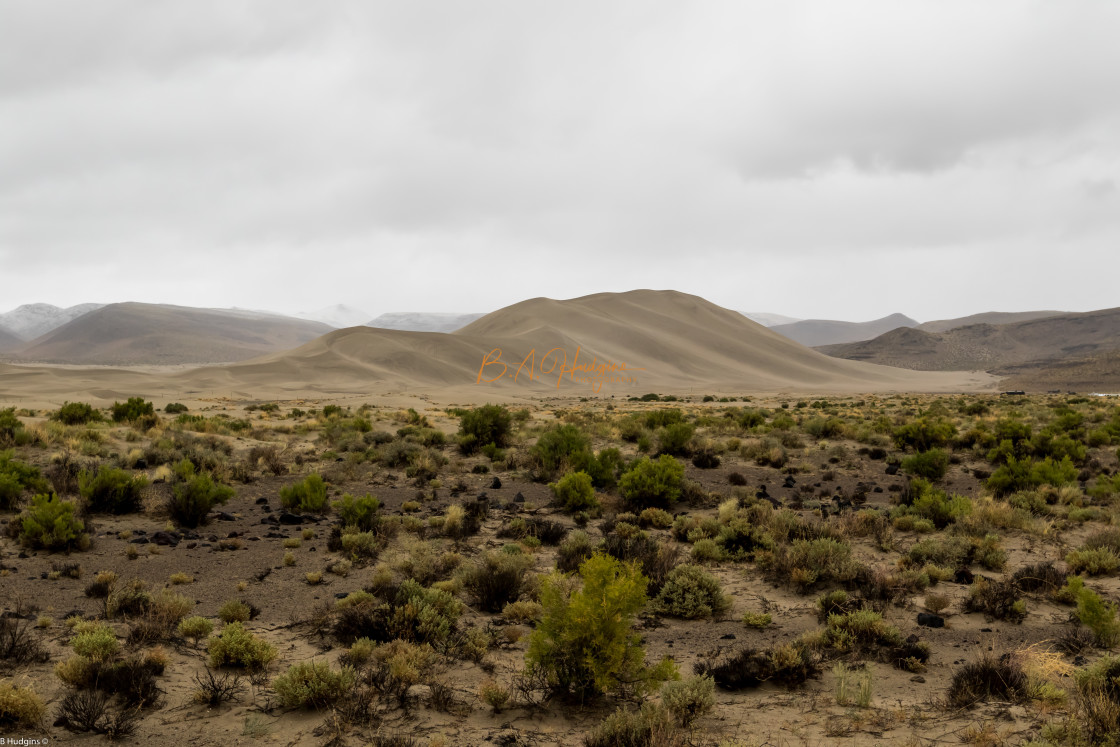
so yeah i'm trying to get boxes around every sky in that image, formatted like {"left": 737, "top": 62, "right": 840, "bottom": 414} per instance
{"left": 2, "top": 1, "right": 1119, "bottom": 324}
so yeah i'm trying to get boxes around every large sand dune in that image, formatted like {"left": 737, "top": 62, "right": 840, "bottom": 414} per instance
{"left": 0, "top": 291, "right": 995, "bottom": 406}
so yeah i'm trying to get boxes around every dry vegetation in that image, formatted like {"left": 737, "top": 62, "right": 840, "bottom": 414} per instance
{"left": 2, "top": 392, "right": 1120, "bottom": 745}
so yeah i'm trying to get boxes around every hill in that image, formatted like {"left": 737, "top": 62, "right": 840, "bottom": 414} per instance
{"left": 367, "top": 312, "right": 487, "bottom": 333}
{"left": 8, "top": 303, "right": 333, "bottom": 365}
{"left": 174, "top": 290, "right": 991, "bottom": 397}
{"left": 770, "top": 313, "right": 919, "bottom": 347}
{"left": 295, "top": 304, "right": 371, "bottom": 329}
{"left": 0, "top": 325, "right": 23, "bottom": 351}
{"left": 0, "top": 302, "right": 103, "bottom": 339}
{"left": 917, "top": 310, "right": 1065, "bottom": 333}
{"left": 739, "top": 311, "right": 801, "bottom": 327}
{"left": 820, "top": 307, "right": 1120, "bottom": 382}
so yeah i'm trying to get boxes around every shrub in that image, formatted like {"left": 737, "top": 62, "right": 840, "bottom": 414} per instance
{"left": 657, "top": 423, "right": 694, "bottom": 457}
{"left": 279, "top": 473, "right": 328, "bottom": 513}
{"left": 901, "top": 449, "right": 950, "bottom": 481}
{"left": 893, "top": 417, "right": 957, "bottom": 452}
{"left": 54, "top": 401, "right": 101, "bottom": 425}
{"left": 1067, "top": 547, "right": 1120, "bottom": 576}
{"left": 892, "top": 479, "right": 972, "bottom": 529}
{"left": 530, "top": 424, "right": 592, "bottom": 480}
{"left": 332, "top": 492, "right": 381, "bottom": 530}
{"left": 660, "top": 675, "right": 715, "bottom": 727}
{"left": 177, "top": 616, "right": 213, "bottom": 644}
{"left": 458, "top": 404, "right": 513, "bottom": 454}
{"left": 947, "top": 655, "right": 1028, "bottom": 708}
{"left": 478, "top": 680, "right": 511, "bottom": 713}
{"left": 639, "top": 507, "right": 674, "bottom": 529}
{"left": 168, "top": 461, "right": 235, "bottom": 528}
{"left": 557, "top": 530, "right": 595, "bottom": 573}
{"left": 0, "top": 680, "right": 45, "bottom": 727}
{"left": 79, "top": 466, "right": 147, "bottom": 514}
{"left": 526, "top": 553, "right": 678, "bottom": 700}
{"left": 18, "top": 493, "right": 88, "bottom": 551}
{"left": 208, "top": 623, "right": 277, "bottom": 669}
{"left": 1065, "top": 577, "right": 1120, "bottom": 647}
{"left": 584, "top": 703, "right": 679, "bottom": 747}
{"left": 654, "top": 565, "right": 731, "bottom": 619}
{"left": 71, "top": 624, "right": 119, "bottom": 661}
{"left": 0, "top": 451, "right": 50, "bottom": 510}
{"left": 764, "top": 537, "right": 859, "bottom": 591}
{"left": 618, "top": 455, "right": 685, "bottom": 510}
{"left": 696, "top": 643, "right": 819, "bottom": 690}
{"left": 218, "top": 600, "right": 252, "bottom": 624}
{"left": 463, "top": 551, "right": 533, "bottom": 612}
{"left": 963, "top": 578, "right": 1027, "bottom": 622}
{"left": 0, "top": 617, "right": 49, "bottom": 666}
{"left": 550, "top": 471, "right": 598, "bottom": 512}
{"left": 272, "top": 660, "right": 356, "bottom": 709}
{"left": 742, "top": 612, "right": 772, "bottom": 629}
{"left": 111, "top": 397, "right": 155, "bottom": 424}
{"left": 165, "top": 402, "right": 188, "bottom": 414}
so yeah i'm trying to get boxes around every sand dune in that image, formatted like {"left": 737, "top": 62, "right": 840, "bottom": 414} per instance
{"left": 0, "top": 291, "right": 996, "bottom": 406}
{"left": 770, "top": 313, "right": 918, "bottom": 347}
{"left": 8, "top": 302, "right": 333, "bottom": 365}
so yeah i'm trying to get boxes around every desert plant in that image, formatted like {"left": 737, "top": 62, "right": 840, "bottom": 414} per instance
{"left": 168, "top": 460, "right": 235, "bottom": 527}
{"left": 177, "top": 616, "right": 214, "bottom": 644}
{"left": 557, "top": 530, "right": 595, "bottom": 573}
{"left": 54, "top": 401, "right": 101, "bottom": 425}
{"left": 618, "top": 455, "right": 685, "bottom": 510}
{"left": 947, "top": 655, "right": 1028, "bottom": 707}
{"left": 111, "top": 397, "right": 155, "bottom": 423}
{"left": 901, "top": 449, "right": 950, "bottom": 481}
{"left": 272, "top": 660, "right": 356, "bottom": 709}
{"left": 79, "top": 466, "right": 147, "bottom": 514}
{"left": 659, "top": 675, "right": 715, "bottom": 727}
{"left": 549, "top": 470, "right": 599, "bottom": 512}
{"left": 18, "top": 493, "right": 89, "bottom": 551}
{"left": 71, "top": 623, "right": 119, "bottom": 661}
{"left": 742, "top": 612, "right": 772, "bottom": 629}
{"left": 208, "top": 623, "right": 276, "bottom": 669}
{"left": 192, "top": 668, "right": 245, "bottom": 707}
{"left": 963, "top": 578, "right": 1027, "bottom": 622}
{"left": 695, "top": 642, "right": 819, "bottom": 690}
{"left": 653, "top": 565, "right": 731, "bottom": 619}
{"left": 462, "top": 551, "right": 533, "bottom": 612}
{"left": 279, "top": 473, "right": 328, "bottom": 513}
{"left": 478, "top": 679, "right": 511, "bottom": 713}
{"left": 525, "top": 552, "right": 678, "bottom": 700}
{"left": 0, "top": 680, "right": 45, "bottom": 727}
{"left": 219, "top": 600, "right": 252, "bottom": 624}
{"left": 458, "top": 404, "right": 513, "bottom": 454}
{"left": 0, "top": 450, "right": 51, "bottom": 510}
{"left": 332, "top": 492, "right": 382, "bottom": 531}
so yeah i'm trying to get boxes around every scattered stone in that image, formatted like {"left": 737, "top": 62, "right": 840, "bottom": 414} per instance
{"left": 152, "top": 531, "right": 181, "bottom": 547}
{"left": 885, "top": 463, "right": 900, "bottom": 475}
{"left": 186, "top": 542, "right": 198, "bottom": 549}
{"left": 917, "top": 613, "right": 944, "bottom": 628}
{"left": 255, "top": 497, "right": 269, "bottom": 505}
{"left": 130, "top": 537, "right": 151, "bottom": 545}
{"left": 783, "top": 476, "right": 796, "bottom": 488}
{"left": 217, "top": 512, "right": 236, "bottom": 522}
{"left": 489, "top": 477, "right": 502, "bottom": 489}
{"left": 910, "top": 675, "right": 926, "bottom": 683}
{"left": 514, "top": 492, "right": 525, "bottom": 503}
{"left": 720, "top": 633, "right": 736, "bottom": 640}
{"left": 278, "top": 512, "right": 304, "bottom": 525}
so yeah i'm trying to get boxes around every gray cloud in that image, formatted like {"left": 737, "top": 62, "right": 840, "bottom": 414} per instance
{"left": 2, "top": 0, "right": 1119, "bottom": 322}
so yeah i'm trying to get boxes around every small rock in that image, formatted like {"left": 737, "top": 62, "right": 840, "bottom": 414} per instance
{"left": 514, "top": 492, "right": 525, "bottom": 503}
{"left": 152, "top": 531, "right": 181, "bottom": 547}
{"left": 226, "top": 531, "right": 240, "bottom": 539}
{"left": 335, "top": 592, "right": 349, "bottom": 599}
{"left": 910, "top": 675, "right": 926, "bottom": 683}
{"left": 917, "top": 613, "right": 944, "bottom": 628}
{"left": 217, "top": 512, "right": 236, "bottom": 522}
{"left": 309, "top": 546, "right": 316, "bottom": 552}
{"left": 186, "top": 542, "right": 198, "bottom": 549}
{"left": 255, "top": 497, "right": 269, "bottom": 505}
{"left": 278, "top": 512, "right": 304, "bottom": 525}
{"left": 980, "top": 628, "right": 993, "bottom": 633}
{"left": 885, "top": 463, "right": 900, "bottom": 475}
{"left": 207, "top": 535, "right": 219, "bottom": 542}
{"left": 130, "top": 537, "right": 151, "bottom": 545}
{"left": 489, "top": 477, "right": 502, "bottom": 489}
{"left": 720, "top": 633, "right": 736, "bottom": 640}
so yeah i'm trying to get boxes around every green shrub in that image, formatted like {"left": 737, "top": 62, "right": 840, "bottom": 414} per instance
{"left": 556, "top": 530, "right": 595, "bottom": 573}
{"left": 742, "top": 611, "right": 772, "bottom": 629}
{"left": 618, "top": 455, "right": 685, "bottom": 510}
{"left": 208, "top": 622, "right": 276, "bottom": 669}
{"left": 111, "top": 396, "right": 155, "bottom": 423}
{"left": 332, "top": 493, "right": 381, "bottom": 530}
{"left": 803, "top": 417, "right": 845, "bottom": 439}
{"left": 54, "top": 401, "right": 101, "bottom": 425}
{"left": 653, "top": 565, "right": 730, "bottom": 619}
{"left": 764, "top": 537, "right": 859, "bottom": 591}
{"left": 1066, "top": 577, "right": 1120, "bottom": 647}
{"left": 78, "top": 466, "right": 148, "bottom": 514}
{"left": 526, "top": 553, "right": 678, "bottom": 700}
{"left": 458, "top": 404, "right": 513, "bottom": 454}
{"left": 549, "top": 471, "right": 599, "bottom": 512}
{"left": 272, "top": 660, "right": 356, "bottom": 709}
{"left": 656, "top": 423, "right": 694, "bottom": 456}
{"left": 0, "top": 450, "right": 50, "bottom": 510}
{"left": 218, "top": 601, "right": 252, "bottom": 624}
{"left": 530, "top": 424, "right": 592, "bottom": 480}
{"left": 279, "top": 473, "right": 328, "bottom": 513}
{"left": 168, "top": 461, "right": 235, "bottom": 528}
{"left": 892, "top": 479, "right": 971, "bottom": 529}
{"left": 584, "top": 703, "right": 679, "bottom": 747}
{"left": 901, "top": 449, "right": 950, "bottom": 481}
{"left": 639, "top": 507, "right": 674, "bottom": 529}
{"left": 893, "top": 417, "right": 957, "bottom": 452}
{"left": 164, "top": 402, "right": 188, "bottom": 414}
{"left": 1067, "top": 547, "right": 1120, "bottom": 576}
{"left": 659, "top": 675, "right": 715, "bottom": 727}
{"left": 987, "top": 455, "right": 1079, "bottom": 497}
{"left": 177, "top": 616, "right": 214, "bottom": 644}
{"left": 19, "top": 493, "right": 89, "bottom": 551}
{"left": 71, "top": 623, "right": 119, "bottom": 661}
{"left": 963, "top": 578, "right": 1027, "bottom": 622}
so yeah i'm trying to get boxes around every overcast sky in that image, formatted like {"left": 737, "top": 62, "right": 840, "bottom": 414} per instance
{"left": 2, "top": 1, "right": 1119, "bottom": 323}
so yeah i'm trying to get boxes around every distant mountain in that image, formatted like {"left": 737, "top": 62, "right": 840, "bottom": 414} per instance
{"left": 0, "top": 303, "right": 103, "bottom": 339}
{"left": 770, "top": 313, "right": 919, "bottom": 347}
{"left": 9, "top": 303, "right": 333, "bottom": 365}
{"left": 820, "top": 307, "right": 1120, "bottom": 375}
{"left": 367, "top": 312, "right": 486, "bottom": 333}
{"left": 295, "top": 304, "right": 372, "bottom": 329}
{"left": 739, "top": 312, "right": 802, "bottom": 327}
{"left": 0, "top": 325, "right": 22, "bottom": 351}
{"left": 917, "top": 310, "right": 1065, "bottom": 334}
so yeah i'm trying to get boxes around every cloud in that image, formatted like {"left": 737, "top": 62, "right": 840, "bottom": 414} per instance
{"left": 1, "top": 1, "right": 1119, "bottom": 320}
